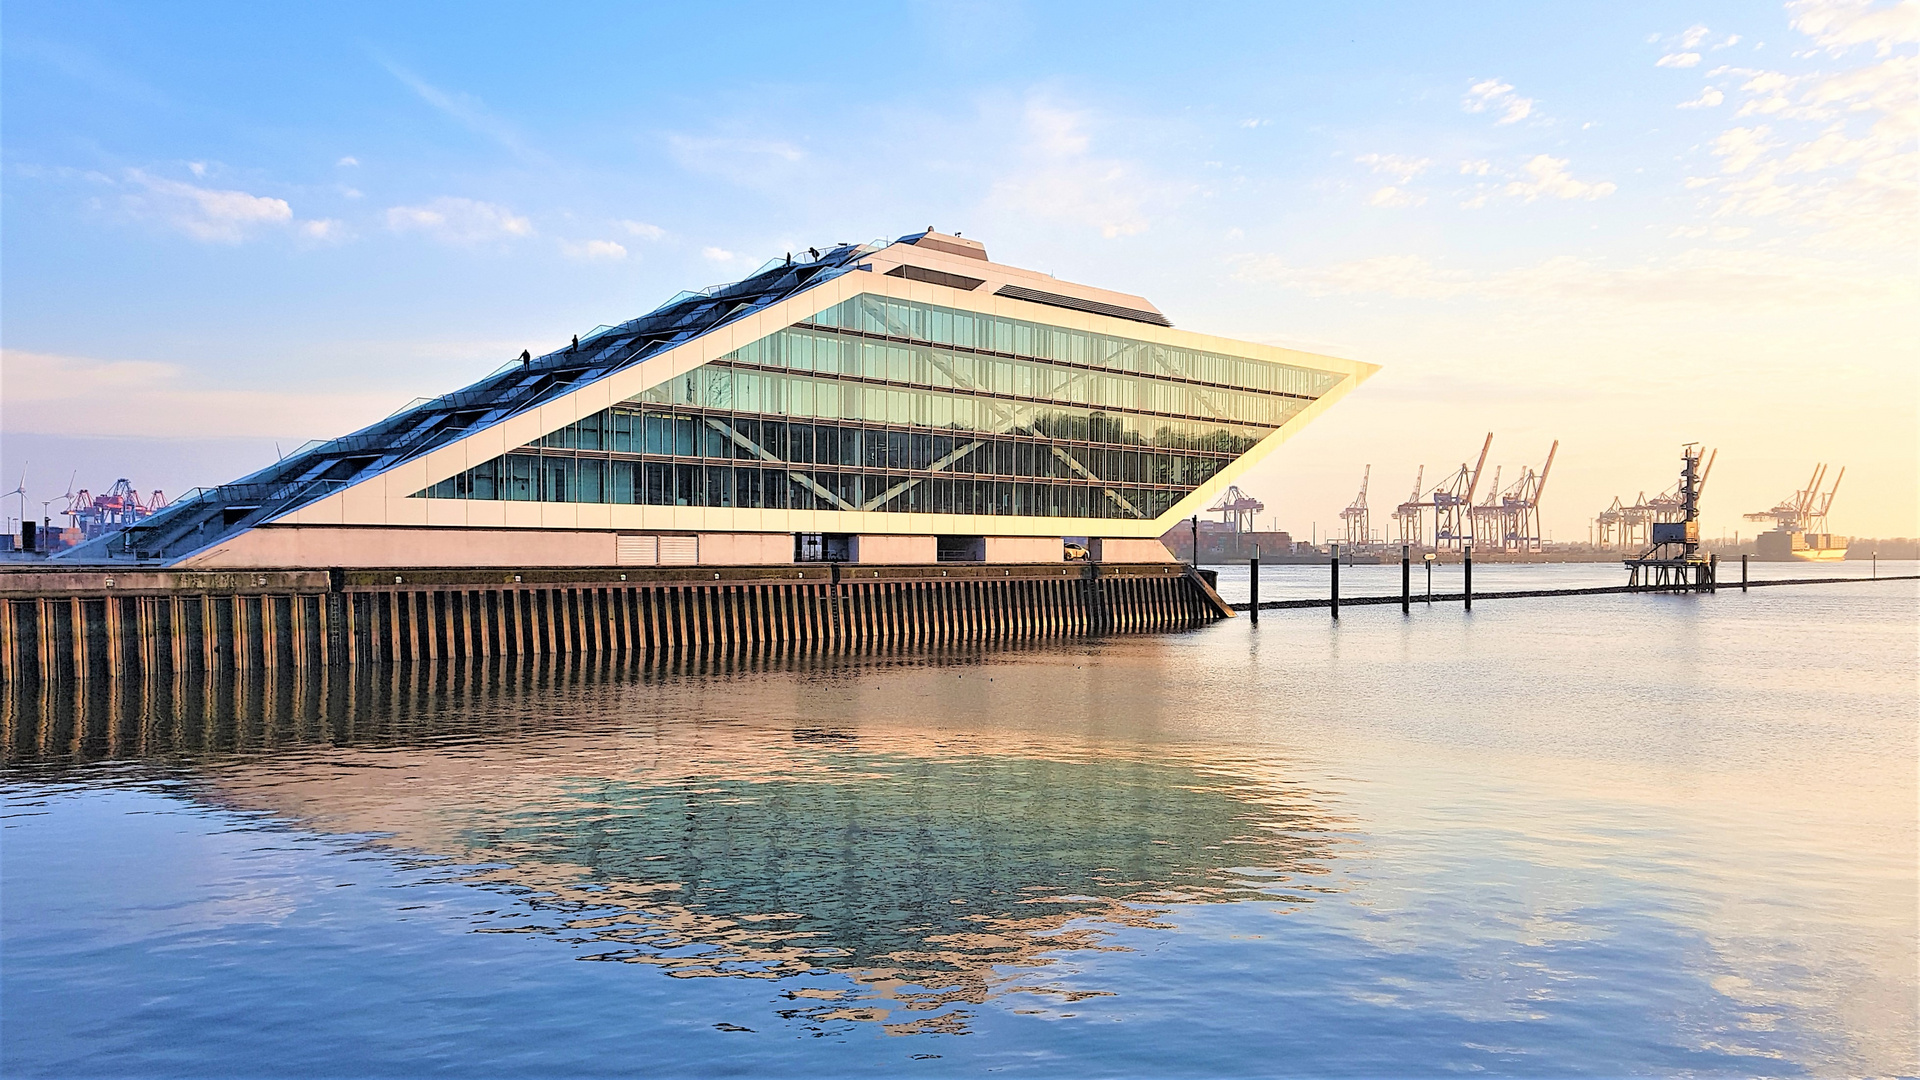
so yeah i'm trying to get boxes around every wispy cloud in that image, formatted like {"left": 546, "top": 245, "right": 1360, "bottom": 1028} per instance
{"left": 560, "top": 239, "right": 627, "bottom": 261}
{"left": 0, "top": 349, "right": 394, "bottom": 438}
{"left": 665, "top": 135, "right": 808, "bottom": 189}
{"left": 385, "top": 197, "right": 533, "bottom": 245}
{"left": 619, "top": 220, "right": 666, "bottom": 240}
{"left": 1679, "top": 87, "right": 1727, "bottom": 108}
{"left": 987, "top": 99, "right": 1184, "bottom": 238}
{"left": 1462, "top": 78, "right": 1535, "bottom": 124}
{"left": 1657, "top": 52, "right": 1703, "bottom": 67}
{"left": 122, "top": 169, "right": 294, "bottom": 243}
{"left": 1368, "top": 186, "right": 1426, "bottom": 208}
{"left": 377, "top": 56, "right": 542, "bottom": 162}
{"left": 1788, "top": 0, "right": 1920, "bottom": 55}
{"left": 1686, "top": 5, "right": 1916, "bottom": 249}
{"left": 1502, "top": 156, "right": 1618, "bottom": 201}
{"left": 1231, "top": 248, "right": 1904, "bottom": 308}
{"left": 1355, "top": 153, "right": 1432, "bottom": 183}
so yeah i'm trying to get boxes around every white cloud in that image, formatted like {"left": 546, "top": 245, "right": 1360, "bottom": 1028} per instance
{"left": 701, "top": 246, "right": 736, "bottom": 262}
{"left": 1712, "top": 126, "right": 1781, "bottom": 173}
{"left": 1463, "top": 78, "right": 1535, "bottom": 124}
{"left": 122, "top": 169, "right": 294, "bottom": 243}
{"left": 666, "top": 135, "right": 807, "bottom": 188}
{"left": 1240, "top": 118, "right": 1269, "bottom": 128}
{"left": 1356, "top": 153, "right": 1432, "bottom": 182}
{"left": 1368, "top": 186, "right": 1426, "bottom": 208}
{"left": 385, "top": 197, "right": 533, "bottom": 245}
{"left": 1459, "top": 159, "right": 1492, "bottom": 176}
{"left": 1680, "top": 24, "right": 1713, "bottom": 49}
{"left": 336, "top": 156, "right": 359, "bottom": 167}
{"left": 561, "top": 239, "right": 627, "bottom": 261}
{"left": 618, "top": 220, "right": 665, "bottom": 240}
{"left": 1716, "top": 34, "right": 1744, "bottom": 49}
{"left": 1680, "top": 87, "right": 1727, "bottom": 108}
{"left": 380, "top": 58, "right": 541, "bottom": 162}
{"left": 987, "top": 99, "right": 1176, "bottom": 238}
{"left": 1231, "top": 247, "right": 1906, "bottom": 308}
{"left": 299, "top": 219, "right": 347, "bottom": 242}
{"left": 1502, "top": 156, "right": 1618, "bottom": 201}
{"left": 1788, "top": 0, "right": 1920, "bottom": 56}
{"left": 0, "top": 349, "right": 393, "bottom": 438}
{"left": 1658, "top": 52, "right": 1704, "bottom": 67}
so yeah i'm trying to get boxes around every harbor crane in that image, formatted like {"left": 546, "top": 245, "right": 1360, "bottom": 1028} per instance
{"left": 1471, "top": 440, "right": 1558, "bottom": 552}
{"left": 1430, "top": 433, "right": 1493, "bottom": 551}
{"left": 1208, "top": 485, "right": 1264, "bottom": 534}
{"left": 1340, "top": 465, "right": 1372, "bottom": 546}
{"left": 1744, "top": 463, "right": 1842, "bottom": 534}
{"left": 1392, "top": 466, "right": 1424, "bottom": 546}
{"left": 64, "top": 479, "right": 167, "bottom": 540}
{"left": 1597, "top": 448, "right": 1714, "bottom": 551}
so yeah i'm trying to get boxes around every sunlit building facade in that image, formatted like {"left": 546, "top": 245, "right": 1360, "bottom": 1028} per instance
{"left": 88, "top": 231, "right": 1375, "bottom": 568}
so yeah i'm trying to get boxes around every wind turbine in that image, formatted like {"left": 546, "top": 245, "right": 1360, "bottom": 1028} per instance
{"left": 3, "top": 464, "right": 27, "bottom": 541}
{"left": 40, "top": 471, "right": 76, "bottom": 542}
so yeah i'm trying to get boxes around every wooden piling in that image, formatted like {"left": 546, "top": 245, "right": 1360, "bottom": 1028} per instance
{"left": 0, "top": 562, "right": 1227, "bottom": 680}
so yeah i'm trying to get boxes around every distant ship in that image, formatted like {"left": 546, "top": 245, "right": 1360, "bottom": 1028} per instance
{"left": 1754, "top": 528, "right": 1847, "bottom": 562}
{"left": 1746, "top": 465, "right": 1847, "bottom": 563}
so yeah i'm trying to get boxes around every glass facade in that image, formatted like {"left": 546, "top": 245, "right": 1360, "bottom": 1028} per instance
{"left": 416, "top": 295, "right": 1344, "bottom": 522}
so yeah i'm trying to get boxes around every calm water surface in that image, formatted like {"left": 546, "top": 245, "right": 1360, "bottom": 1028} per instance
{"left": 4, "top": 569, "right": 1916, "bottom": 1077}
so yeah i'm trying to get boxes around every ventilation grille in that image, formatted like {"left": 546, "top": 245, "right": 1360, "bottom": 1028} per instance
{"left": 657, "top": 535, "right": 699, "bottom": 566}
{"left": 615, "top": 534, "right": 658, "bottom": 566}
{"left": 885, "top": 264, "right": 985, "bottom": 291}
{"left": 993, "top": 285, "right": 1172, "bottom": 327}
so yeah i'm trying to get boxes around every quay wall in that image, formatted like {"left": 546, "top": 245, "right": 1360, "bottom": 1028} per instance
{"left": 0, "top": 563, "right": 1232, "bottom": 682}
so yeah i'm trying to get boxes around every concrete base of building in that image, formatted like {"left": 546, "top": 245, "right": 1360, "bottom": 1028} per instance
{"left": 156, "top": 525, "right": 1165, "bottom": 571}
{"left": 848, "top": 534, "right": 934, "bottom": 564}
{"left": 171, "top": 525, "right": 800, "bottom": 570}
{"left": 1089, "top": 538, "right": 1176, "bottom": 563}
{"left": 982, "top": 536, "right": 1065, "bottom": 563}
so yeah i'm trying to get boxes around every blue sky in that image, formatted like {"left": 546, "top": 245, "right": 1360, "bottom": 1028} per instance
{"left": 4, "top": 0, "right": 1914, "bottom": 539}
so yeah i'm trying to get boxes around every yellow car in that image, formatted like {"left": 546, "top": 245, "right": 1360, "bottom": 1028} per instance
{"left": 1063, "top": 542, "right": 1090, "bottom": 561}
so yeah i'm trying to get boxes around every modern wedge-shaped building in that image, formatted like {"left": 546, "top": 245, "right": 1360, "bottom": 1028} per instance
{"left": 76, "top": 230, "right": 1376, "bottom": 568}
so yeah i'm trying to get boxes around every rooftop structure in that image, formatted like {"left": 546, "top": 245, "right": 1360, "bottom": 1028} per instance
{"left": 65, "top": 229, "right": 1377, "bottom": 568}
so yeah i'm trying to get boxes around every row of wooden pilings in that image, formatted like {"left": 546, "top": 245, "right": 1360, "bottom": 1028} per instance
{"left": 0, "top": 562, "right": 1233, "bottom": 682}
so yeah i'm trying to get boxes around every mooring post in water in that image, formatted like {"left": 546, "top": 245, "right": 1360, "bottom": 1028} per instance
{"left": 1401, "top": 544, "right": 1411, "bottom": 614}
{"left": 1709, "top": 554, "right": 1719, "bottom": 594}
{"left": 1463, "top": 545, "right": 1472, "bottom": 611}
{"left": 1742, "top": 553, "right": 1749, "bottom": 591}
{"left": 1425, "top": 552, "right": 1434, "bottom": 603}
{"left": 1330, "top": 543, "right": 1340, "bottom": 620}
{"left": 1249, "top": 545, "right": 1260, "bottom": 624}
{"left": 1190, "top": 515, "right": 1200, "bottom": 565}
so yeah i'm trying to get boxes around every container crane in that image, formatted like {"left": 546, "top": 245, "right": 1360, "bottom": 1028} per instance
{"left": 1392, "top": 466, "right": 1424, "bottom": 546}
{"left": 1340, "top": 465, "right": 1372, "bottom": 546}
{"left": 1208, "top": 485, "right": 1264, "bottom": 534}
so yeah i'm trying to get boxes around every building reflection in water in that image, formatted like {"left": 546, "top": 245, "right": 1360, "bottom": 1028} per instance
{"left": 3, "top": 654, "right": 1344, "bottom": 1034}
